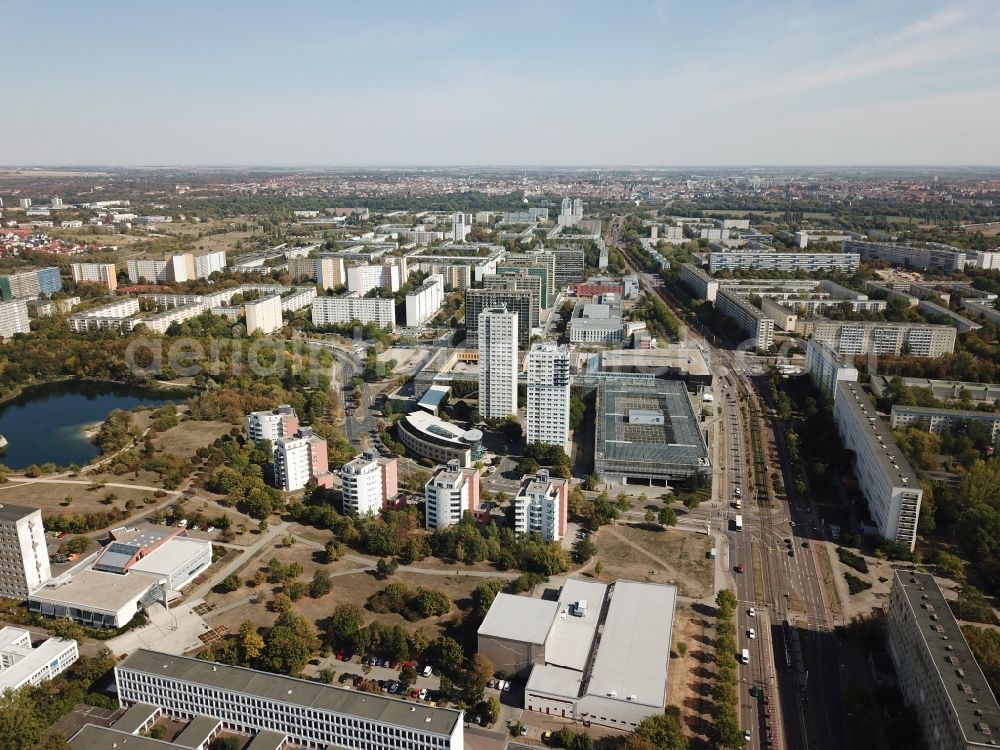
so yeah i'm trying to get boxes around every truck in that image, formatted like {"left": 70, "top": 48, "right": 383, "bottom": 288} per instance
{"left": 734, "top": 515, "right": 743, "bottom": 532}
{"left": 740, "top": 648, "right": 750, "bottom": 664}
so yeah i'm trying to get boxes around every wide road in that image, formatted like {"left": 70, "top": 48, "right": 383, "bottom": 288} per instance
{"left": 612, "top": 218, "right": 844, "bottom": 750}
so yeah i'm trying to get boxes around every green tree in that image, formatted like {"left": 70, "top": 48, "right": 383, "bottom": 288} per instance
{"left": 238, "top": 620, "right": 265, "bottom": 663}
{"left": 429, "top": 636, "right": 466, "bottom": 678}
{"left": 631, "top": 711, "right": 687, "bottom": 750}
{"left": 310, "top": 569, "right": 333, "bottom": 598}
{"left": 325, "top": 604, "right": 364, "bottom": 649}
{"left": 470, "top": 579, "right": 505, "bottom": 621}
{"left": 0, "top": 687, "right": 44, "bottom": 750}
{"left": 221, "top": 573, "right": 241, "bottom": 592}
{"left": 375, "top": 557, "right": 398, "bottom": 579}
{"left": 657, "top": 507, "right": 677, "bottom": 527}
{"left": 259, "top": 611, "right": 320, "bottom": 675}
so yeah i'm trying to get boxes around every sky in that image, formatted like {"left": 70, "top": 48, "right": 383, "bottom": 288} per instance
{"left": 3, "top": 0, "right": 1000, "bottom": 166}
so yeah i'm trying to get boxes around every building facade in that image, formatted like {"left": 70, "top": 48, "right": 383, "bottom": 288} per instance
{"left": 887, "top": 571, "right": 1000, "bottom": 750}
{"left": 707, "top": 252, "right": 860, "bottom": 274}
{"left": 833, "top": 383, "right": 922, "bottom": 550}
{"left": 0, "top": 504, "right": 52, "bottom": 599}
{"left": 478, "top": 307, "right": 519, "bottom": 419}
{"left": 70, "top": 262, "right": 118, "bottom": 290}
{"left": 514, "top": 470, "right": 567, "bottom": 542}
{"left": 273, "top": 428, "right": 331, "bottom": 492}
{"left": 405, "top": 274, "right": 444, "bottom": 327}
{"left": 247, "top": 405, "right": 299, "bottom": 445}
{"left": 341, "top": 453, "right": 398, "bottom": 515}
{"left": 804, "top": 339, "right": 858, "bottom": 401}
{"left": 715, "top": 289, "right": 775, "bottom": 350}
{"left": 845, "top": 240, "right": 966, "bottom": 272}
{"left": 0, "top": 299, "right": 30, "bottom": 339}
{"left": 245, "top": 294, "right": 284, "bottom": 335}
{"left": 114, "top": 650, "right": 465, "bottom": 750}
{"left": 424, "top": 461, "right": 480, "bottom": 530}
{"left": 311, "top": 295, "right": 396, "bottom": 328}
{"left": 889, "top": 405, "right": 1000, "bottom": 442}
{"left": 811, "top": 320, "right": 956, "bottom": 358}
{"left": 464, "top": 288, "right": 533, "bottom": 348}
{"left": 526, "top": 343, "right": 571, "bottom": 453}
{"left": 0, "top": 627, "right": 78, "bottom": 691}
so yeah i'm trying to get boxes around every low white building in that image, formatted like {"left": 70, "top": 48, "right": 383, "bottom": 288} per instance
{"left": 0, "top": 627, "right": 78, "bottom": 691}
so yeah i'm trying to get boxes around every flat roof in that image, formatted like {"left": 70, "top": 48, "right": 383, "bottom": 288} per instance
{"left": 30, "top": 568, "right": 162, "bottom": 611}
{"left": 596, "top": 380, "right": 710, "bottom": 470}
{"left": 525, "top": 664, "right": 582, "bottom": 698}
{"left": 600, "top": 347, "right": 710, "bottom": 378}
{"left": 418, "top": 385, "right": 450, "bottom": 410}
{"left": 111, "top": 703, "right": 160, "bottom": 735}
{"left": 836, "top": 383, "right": 920, "bottom": 487}
{"left": 478, "top": 594, "right": 558, "bottom": 645}
{"left": 245, "top": 729, "right": 287, "bottom": 750}
{"left": 545, "top": 580, "right": 607, "bottom": 671}
{"left": 117, "top": 649, "right": 462, "bottom": 736}
{"left": 0, "top": 636, "right": 76, "bottom": 689}
{"left": 131, "top": 538, "right": 211, "bottom": 580}
{"left": 586, "top": 580, "right": 675, "bottom": 708}
{"left": 70, "top": 725, "right": 172, "bottom": 750}
{"left": 0, "top": 503, "right": 39, "bottom": 522}
{"left": 173, "top": 716, "right": 221, "bottom": 748}
{"left": 893, "top": 571, "right": 1000, "bottom": 746}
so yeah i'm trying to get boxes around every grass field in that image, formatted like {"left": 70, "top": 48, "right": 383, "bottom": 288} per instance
{"left": 0, "top": 479, "right": 160, "bottom": 517}
{"left": 595, "top": 523, "right": 714, "bottom": 598}
{"left": 151, "top": 419, "right": 232, "bottom": 458}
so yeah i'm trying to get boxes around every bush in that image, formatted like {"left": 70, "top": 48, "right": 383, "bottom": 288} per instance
{"left": 837, "top": 547, "right": 869, "bottom": 575}
{"left": 845, "top": 572, "right": 873, "bottom": 595}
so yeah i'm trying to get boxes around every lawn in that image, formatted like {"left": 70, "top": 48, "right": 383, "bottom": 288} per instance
{"left": 0, "top": 479, "right": 160, "bottom": 517}
{"left": 151, "top": 419, "right": 232, "bottom": 459}
{"left": 595, "top": 523, "right": 714, "bottom": 598}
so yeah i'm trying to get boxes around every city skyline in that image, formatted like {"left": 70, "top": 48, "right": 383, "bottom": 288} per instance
{"left": 4, "top": 0, "right": 1000, "bottom": 166}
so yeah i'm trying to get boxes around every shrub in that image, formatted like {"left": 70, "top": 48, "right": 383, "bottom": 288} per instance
{"left": 845, "top": 572, "right": 873, "bottom": 595}
{"left": 837, "top": 547, "right": 869, "bottom": 575}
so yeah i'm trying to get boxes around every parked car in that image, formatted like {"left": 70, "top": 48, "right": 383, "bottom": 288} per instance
{"left": 419, "top": 688, "right": 428, "bottom": 700}
{"left": 735, "top": 563, "right": 745, "bottom": 573}
{"left": 338, "top": 673, "right": 353, "bottom": 683}
{"left": 422, "top": 665, "right": 433, "bottom": 678}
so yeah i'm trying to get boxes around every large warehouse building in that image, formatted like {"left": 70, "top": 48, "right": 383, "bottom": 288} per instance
{"left": 594, "top": 379, "right": 711, "bottom": 486}
{"left": 478, "top": 578, "right": 676, "bottom": 729}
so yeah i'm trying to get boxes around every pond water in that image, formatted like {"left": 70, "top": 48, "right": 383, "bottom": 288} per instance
{"left": 0, "top": 381, "right": 179, "bottom": 470}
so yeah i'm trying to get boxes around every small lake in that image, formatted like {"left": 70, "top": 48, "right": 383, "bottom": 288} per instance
{"left": 0, "top": 381, "right": 181, "bottom": 470}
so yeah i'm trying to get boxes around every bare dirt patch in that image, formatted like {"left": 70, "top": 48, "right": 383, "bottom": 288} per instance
{"left": 0, "top": 480, "right": 158, "bottom": 517}
{"left": 595, "top": 523, "right": 714, "bottom": 598}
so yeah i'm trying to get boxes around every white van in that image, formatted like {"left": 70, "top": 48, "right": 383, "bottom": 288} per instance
{"left": 740, "top": 649, "right": 750, "bottom": 664}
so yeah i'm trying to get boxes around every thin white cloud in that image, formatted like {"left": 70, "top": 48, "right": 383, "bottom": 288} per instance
{"left": 730, "top": 3, "right": 996, "bottom": 102}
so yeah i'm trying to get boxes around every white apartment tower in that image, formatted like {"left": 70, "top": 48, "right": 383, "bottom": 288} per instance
{"left": 424, "top": 461, "right": 480, "bottom": 530}
{"left": 0, "top": 505, "right": 52, "bottom": 599}
{"left": 478, "top": 307, "right": 518, "bottom": 419}
{"left": 526, "top": 343, "right": 571, "bottom": 453}
{"left": 514, "top": 469, "right": 567, "bottom": 542}
{"left": 246, "top": 405, "right": 299, "bottom": 445}
{"left": 340, "top": 453, "right": 385, "bottom": 516}
{"left": 273, "top": 435, "right": 313, "bottom": 492}
{"left": 452, "top": 212, "right": 469, "bottom": 242}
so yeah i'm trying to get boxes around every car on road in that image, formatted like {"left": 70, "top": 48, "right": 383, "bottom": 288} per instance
{"left": 802, "top": 541, "right": 809, "bottom": 548}
{"left": 748, "top": 628, "right": 756, "bottom": 639}
{"left": 744, "top": 729, "right": 752, "bottom": 742}
{"left": 735, "top": 563, "right": 745, "bottom": 573}
{"left": 748, "top": 607, "right": 756, "bottom": 617}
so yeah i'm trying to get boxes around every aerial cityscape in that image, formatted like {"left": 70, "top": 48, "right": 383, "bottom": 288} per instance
{"left": 2, "top": 3, "right": 1000, "bottom": 750}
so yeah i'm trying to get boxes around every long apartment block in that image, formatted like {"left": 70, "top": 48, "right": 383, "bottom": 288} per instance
{"left": 706, "top": 251, "right": 859, "bottom": 274}
{"left": 845, "top": 240, "right": 966, "bottom": 272}
{"left": 715, "top": 288, "right": 774, "bottom": 350}
{"left": 114, "top": 649, "right": 464, "bottom": 750}
{"left": 833, "top": 382, "right": 921, "bottom": 550}
{"left": 811, "top": 320, "right": 956, "bottom": 358}
{"left": 889, "top": 405, "right": 1000, "bottom": 442}
{"left": 887, "top": 571, "right": 1000, "bottom": 750}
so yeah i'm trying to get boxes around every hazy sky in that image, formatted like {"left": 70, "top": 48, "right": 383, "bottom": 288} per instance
{"left": 4, "top": 0, "right": 1000, "bottom": 166}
